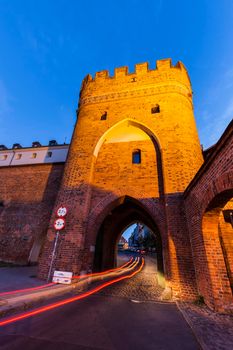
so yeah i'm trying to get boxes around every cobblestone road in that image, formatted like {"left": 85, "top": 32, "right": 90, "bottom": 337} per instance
{"left": 100, "top": 254, "right": 165, "bottom": 301}
{"left": 102, "top": 252, "right": 233, "bottom": 349}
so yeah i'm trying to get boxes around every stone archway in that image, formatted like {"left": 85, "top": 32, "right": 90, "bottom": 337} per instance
{"left": 201, "top": 189, "right": 233, "bottom": 311}
{"left": 92, "top": 196, "right": 165, "bottom": 288}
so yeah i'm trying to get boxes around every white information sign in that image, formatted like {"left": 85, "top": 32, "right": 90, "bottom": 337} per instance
{"left": 53, "top": 270, "right": 73, "bottom": 284}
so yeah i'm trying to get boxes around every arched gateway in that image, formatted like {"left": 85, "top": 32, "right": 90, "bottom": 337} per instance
{"left": 92, "top": 196, "right": 165, "bottom": 286}
{"left": 39, "top": 59, "right": 204, "bottom": 301}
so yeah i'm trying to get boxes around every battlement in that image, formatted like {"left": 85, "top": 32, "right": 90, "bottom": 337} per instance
{"left": 81, "top": 59, "right": 190, "bottom": 91}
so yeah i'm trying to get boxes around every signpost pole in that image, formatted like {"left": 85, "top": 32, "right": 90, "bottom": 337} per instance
{"left": 47, "top": 231, "right": 59, "bottom": 282}
{"left": 48, "top": 206, "right": 67, "bottom": 282}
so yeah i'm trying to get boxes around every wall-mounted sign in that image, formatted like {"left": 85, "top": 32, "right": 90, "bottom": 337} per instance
{"left": 53, "top": 217, "right": 66, "bottom": 231}
{"left": 56, "top": 206, "right": 68, "bottom": 217}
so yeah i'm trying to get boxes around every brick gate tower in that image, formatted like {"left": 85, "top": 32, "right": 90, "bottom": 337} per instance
{"left": 39, "top": 59, "right": 203, "bottom": 300}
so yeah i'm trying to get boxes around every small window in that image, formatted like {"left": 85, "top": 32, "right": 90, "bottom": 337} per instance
{"left": 31, "top": 153, "right": 37, "bottom": 159}
{"left": 0, "top": 201, "right": 4, "bottom": 207}
{"left": 101, "top": 112, "right": 107, "bottom": 120}
{"left": 47, "top": 151, "right": 52, "bottom": 158}
{"left": 0, "top": 155, "right": 7, "bottom": 161}
{"left": 15, "top": 154, "right": 22, "bottom": 160}
{"left": 151, "top": 105, "right": 160, "bottom": 114}
{"left": 132, "top": 150, "right": 141, "bottom": 164}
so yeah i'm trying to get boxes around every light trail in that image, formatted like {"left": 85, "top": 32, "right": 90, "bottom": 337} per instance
{"left": 0, "top": 283, "right": 55, "bottom": 297}
{"left": 0, "top": 257, "right": 133, "bottom": 297}
{"left": 0, "top": 258, "right": 144, "bottom": 327}
{"left": 72, "top": 257, "right": 133, "bottom": 279}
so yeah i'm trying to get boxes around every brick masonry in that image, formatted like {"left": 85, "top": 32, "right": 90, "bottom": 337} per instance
{"left": 0, "top": 163, "right": 64, "bottom": 264}
{"left": 184, "top": 122, "right": 233, "bottom": 312}
{"left": 39, "top": 59, "right": 204, "bottom": 301}
{"left": 0, "top": 58, "right": 232, "bottom": 312}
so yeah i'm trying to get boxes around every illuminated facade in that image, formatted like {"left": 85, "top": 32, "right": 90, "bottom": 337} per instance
{"left": 0, "top": 59, "right": 232, "bottom": 312}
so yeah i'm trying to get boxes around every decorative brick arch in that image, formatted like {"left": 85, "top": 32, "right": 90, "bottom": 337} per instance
{"left": 86, "top": 191, "right": 166, "bottom": 242}
{"left": 92, "top": 118, "right": 163, "bottom": 158}
{"left": 200, "top": 171, "right": 233, "bottom": 215}
{"left": 185, "top": 170, "right": 233, "bottom": 312}
{"left": 200, "top": 172, "right": 233, "bottom": 311}
{"left": 87, "top": 118, "right": 165, "bottom": 200}
{"left": 86, "top": 194, "right": 166, "bottom": 287}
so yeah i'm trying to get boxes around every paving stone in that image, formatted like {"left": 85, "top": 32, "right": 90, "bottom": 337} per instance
{"left": 178, "top": 302, "right": 233, "bottom": 350}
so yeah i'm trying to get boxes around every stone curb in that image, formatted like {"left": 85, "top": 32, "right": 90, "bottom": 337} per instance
{"left": 0, "top": 279, "right": 91, "bottom": 319}
{"left": 0, "top": 267, "right": 134, "bottom": 320}
{"left": 176, "top": 301, "right": 204, "bottom": 350}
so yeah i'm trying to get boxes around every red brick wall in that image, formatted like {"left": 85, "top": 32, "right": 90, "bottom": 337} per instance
{"left": 0, "top": 163, "right": 64, "bottom": 264}
{"left": 91, "top": 140, "right": 159, "bottom": 208}
{"left": 219, "top": 200, "right": 233, "bottom": 288}
{"left": 184, "top": 124, "right": 233, "bottom": 312}
{"left": 39, "top": 60, "right": 202, "bottom": 301}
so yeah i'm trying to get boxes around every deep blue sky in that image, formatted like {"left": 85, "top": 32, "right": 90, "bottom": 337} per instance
{"left": 0, "top": 0, "right": 233, "bottom": 149}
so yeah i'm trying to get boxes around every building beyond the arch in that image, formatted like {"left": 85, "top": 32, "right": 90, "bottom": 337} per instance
{"left": 0, "top": 58, "right": 232, "bottom": 313}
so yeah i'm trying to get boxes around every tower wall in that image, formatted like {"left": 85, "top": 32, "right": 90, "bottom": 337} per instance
{"left": 39, "top": 59, "right": 203, "bottom": 300}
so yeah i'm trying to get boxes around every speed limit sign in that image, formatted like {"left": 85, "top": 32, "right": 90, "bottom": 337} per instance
{"left": 54, "top": 217, "right": 66, "bottom": 231}
{"left": 56, "top": 206, "right": 68, "bottom": 217}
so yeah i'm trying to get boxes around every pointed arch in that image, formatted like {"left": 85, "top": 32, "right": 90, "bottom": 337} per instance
{"left": 90, "top": 195, "right": 165, "bottom": 287}
{"left": 92, "top": 118, "right": 165, "bottom": 197}
{"left": 93, "top": 118, "right": 162, "bottom": 157}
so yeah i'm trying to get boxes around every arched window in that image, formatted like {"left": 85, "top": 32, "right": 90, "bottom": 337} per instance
{"left": 132, "top": 149, "right": 141, "bottom": 164}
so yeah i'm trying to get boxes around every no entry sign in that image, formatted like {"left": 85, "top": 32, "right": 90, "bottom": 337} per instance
{"left": 56, "top": 206, "right": 68, "bottom": 217}
{"left": 53, "top": 217, "right": 66, "bottom": 231}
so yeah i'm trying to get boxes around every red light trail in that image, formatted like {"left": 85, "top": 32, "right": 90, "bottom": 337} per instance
{"left": 0, "top": 258, "right": 133, "bottom": 297}
{"left": 0, "top": 258, "right": 144, "bottom": 327}
{"left": 72, "top": 257, "right": 133, "bottom": 279}
{"left": 0, "top": 283, "right": 55, "bottom": 297}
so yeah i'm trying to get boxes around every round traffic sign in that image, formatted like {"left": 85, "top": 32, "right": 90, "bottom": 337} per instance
{"left": 54, "top": 217, "right": 66, "bottom": 231}
{"left": 56, "top": 206, "right": 68, "bottom": 217}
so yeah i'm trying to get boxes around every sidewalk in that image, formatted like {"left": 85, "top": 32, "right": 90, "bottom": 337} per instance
{"left": 0, "top": 260, "right": 138, "bottom": 319}
{"left": 0, "top": 266, "right": 43, "bottom": 293}
{"left": 0, "top": 266, "right": 86, "bottom": 318}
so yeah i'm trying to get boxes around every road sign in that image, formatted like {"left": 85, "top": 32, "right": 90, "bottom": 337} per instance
{"left": 53, "top": 270, "right": 73, "bottom": 284}
{"left": 53, "top": 270, "right": 73, "bottom": 278}
{"left": 53, "top": 217, "right": 66, "bottom": 231}
{"left": 52, "top": 276, "right": 72, "bottom": 284}
{"left": 56, "top": 206, "right": 68, "bottom": 217}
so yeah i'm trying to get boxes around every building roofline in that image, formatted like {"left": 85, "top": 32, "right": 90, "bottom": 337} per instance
{"left": 0, "top": 144, "right": 70, "bottom": 152}
{"left": 184, "top": 119, "right": 233, "bottom": 197}
{"left": 0, "top": 161, "right": 66, "bottom": 169}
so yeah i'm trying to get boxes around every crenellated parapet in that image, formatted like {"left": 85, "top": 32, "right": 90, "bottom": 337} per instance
{"left": 79, "top": 59, "right": 192, "bottom": 106}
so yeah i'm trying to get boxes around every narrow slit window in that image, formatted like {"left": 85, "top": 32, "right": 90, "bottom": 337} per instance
{"left": 32, "top": 153, "right": 37, "bottom": 159}
{"left": 151, "top": 105, "right": 160, "bottom": 114}
{"left": 47, "top": 151, "right": 52, "bottom": 158}
{"left": 132, "top": 149, "right": 141, "bottom": 164}
{"left": 101, "top": 112, "right": 107, "bottom": 120}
